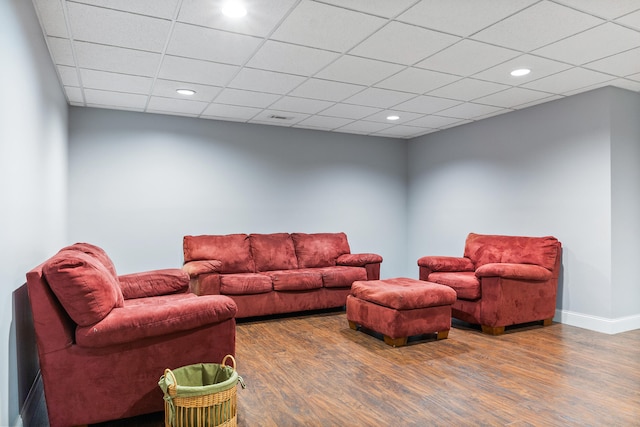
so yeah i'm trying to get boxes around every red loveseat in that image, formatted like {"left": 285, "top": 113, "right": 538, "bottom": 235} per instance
{"left": 26, "top": 243, "right": 237, "bottom": 427}
{"left": 183, "top": 232, "right": 383, "bottom": 318}
{"left": 418, "top": 233, "right": 562, "bottom": 335}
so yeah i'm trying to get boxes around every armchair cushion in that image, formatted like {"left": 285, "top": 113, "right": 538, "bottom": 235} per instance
{"left": 118, "top": 269, "right": 189, "bottom": 299}
{"left": 428, "top": 272, "right": 480, "bottom": 300}
{"left": 336, "top": 253, "right": 383, "bottom": 266}
{"left": 59, "top": 242, "right": 118, "bottom": 278}
{"left": 417, "top": 256, "right": 474, "bottom": 272}
{"left": 475, "top": 263, "right": 552, "bottom": 281}
{"left": 250, "top": 233, "right": 298, "bottom": 271}
{"left": 464, "top": 233, "right": 559, "bottom": 269}
{"left": 291, "top": 232, "right": 351, "bottom": 268}
{"left": 183, "top": 234, "right": 255, "bottom": 273}
{"left": 75, "top": 294, "right": 237, "bottom": 347}
{"left": 43, "top": 251, "right": 124, "bottom": 326}
{"left": 182, "top": 260, "right": 223, "bottom": 277}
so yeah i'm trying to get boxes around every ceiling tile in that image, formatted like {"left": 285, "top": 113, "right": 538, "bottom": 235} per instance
{"left": 64, "top": 86, "right": 84, "bottom": 103}
{"left": 152, "top": 80, "right": 222, "bottom": 102}
{"left": 584, "top": 47, "right": 640, "bottom": 77}
{"left": 79, "top": 69, "right": 153, "bottom": 94}
{"left": 246, "top": 41, "right": 340, "bottom": 76}
{"left": 626, "top": 72, "right": 640, "bottom": 82}
{"left": 214, "top": 88, "right": 280, "bottom": 108}
{"left": 320, "top": 103, "right": 382, "bottom": 120}
{"left": 146, "top": 96, "right": 209, "bottom": 114}
{"left": 375, "top": 67, "right": 460, "bottom": 94}
{"left": 72, "top": 0, "right": 180, "bottom": 19}
{"left": 315, "top": 56, "right": 404, "bottom": 86}
{"left": 84, "top": 89, "right": 148, "bottom": 109}
{"left": 416, "top": 39, "right": 520, "bottom": 76}
{"left": 271, "top": 1, "right": 386, "bottom": 52}
{"left": 343, "top": 88, "right": 415, "bottom": 108}
{"left": 74, "top": 42, "right": 162, "bottom": 76}
{"left": 47, "top": 37, "right": 75, "bottom": 66}
{"left": 374, "top": 125, "right": 436, "bottom": 138}
{"left": 350, "top": 21, "right": 460, "bottom": 65}
{"left": 201, "top": 103, "right": 262, "bottom": 120}
{"left": 533, "top": 23, "right": 640, "bottom": 65}
{"left": 364, "top": 110, "right": 423, "bottom": 124}
{"left": 159, "top": 55, "right": 239, "bottom": 86}
{"left": 513, "top": 94, "right": 563, "bottom": 110}
{"left": 522, "top": 67, "right": 615, "bottom": 94}
{"left": 289, "top": 79, "right": 366, "bottom": 102}
{"left": 394, "top": 95, "right": 461, "bottom": 114}
{"left": 33, "top": 0, "right": 69, "bottom": 37}
{"left": 472, "top": 54, "right": 572, "bottom": 85}
{"left": 428, "top": 78, "right": 510, "bottom": 101}
{"left": 473, "top": 87, "right": 555, "bottom": 108}
{"left": 405, "top": 115, "right": 467, "bottom": 128}
{"left": 397, "top": 0, "right": 537, "bottom": 37}
{"left": 228, "top": 68, "right": 306, "bottom": 94}
{"left": 608, "top": 78, "right": 640, "bottom": 92}
{"left": 250, "top": 110, "right": 310, "bottom": 126}
{"left": 177, "top": 0, "right": 298, "bottom": 37}
{"left": 337, "top": 121, "right": 393, "bottom": 134}
{"left": 167, "top": 23, "right": 262, "bottom": 65}
{"left": 295, "top": 115, "right": 353, "bottom": 130}
{"left": 616, "top": 10, "right": 640, "bottom": 31}
{"left": 58, "top": 65, "right": 79, "bottom": 86}
{"left": 437, "top": 103, "right": 505, "bottom": 119}
{"left": 269, "top": 96, "right": 334, "bottom": 114}
{"left": 554, "top": 0, "right": 640, "bottom": 19}
{"left": 317, "top": 0, "right": 417, "bottom": 18}
{"left": 67, "top": 2, "right": 171, "bottom": 52}
{"left": 472, "top": 1, "right": 603, "bottom": 52}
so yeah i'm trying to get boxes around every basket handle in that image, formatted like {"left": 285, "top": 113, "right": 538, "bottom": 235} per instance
{"left": 164, "top": 368, "right": 177, "bottom": 389}
{"left": 221, "top": 354, "right": 236, "bottom": 371}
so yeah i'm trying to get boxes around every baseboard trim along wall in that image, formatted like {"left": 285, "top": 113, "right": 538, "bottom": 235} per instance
{"left": 555, "top": 309, "right": 640, "bottom": 334}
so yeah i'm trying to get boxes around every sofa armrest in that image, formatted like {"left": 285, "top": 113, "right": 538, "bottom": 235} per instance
{"left": 475, "top": 263, "right": 552, "bottom": 281}
{"left": 118, "top": 269, "right": 189, "bottom": 299}
{"left": 75, "top": 294, "right": 237, "bottom": 348}
{"left": 336, "top": 253, "right": 383, "bottom": 267}
{"left": 182, "top": 260, "right": 223, "bottom": 278}
{"left": 418, "top": 256, "right": 474, "bottom": 272}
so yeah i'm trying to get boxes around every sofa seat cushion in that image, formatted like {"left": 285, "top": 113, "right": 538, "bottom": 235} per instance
{"left": 291, "top": 232, "right": 351, "bottom": 268}
{"left": 317, "top": 266, "right": 367, "bottom": 288}
{"left": 219, "top": 273, "right": 272, "bottom": 295}
{"left": 262, "top": 269, "right": 323, "bottom": 291}
{"left": 183, "top": 234, "right": 255, "bottom": 273}
{"left": 428, "top": 271, "right": 480, "bottom": 300}
{"left": 43, "top": 251, "right": 124, "bottom": 326}
{"left": 250, "top": 233, "right": 298, "bottom": 271}
{"left": 75, "top": 294, "right": 237, "bottom": 348}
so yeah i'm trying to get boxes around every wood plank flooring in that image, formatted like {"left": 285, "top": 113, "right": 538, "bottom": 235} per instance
{"left": 90, "top": 309, "right": 640, "bottom": 427}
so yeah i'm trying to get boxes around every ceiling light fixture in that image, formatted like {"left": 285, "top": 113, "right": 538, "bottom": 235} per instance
{"left": 387, "top": 115, "right": 400, "bottom": 121}
{"left": 510, "top": 68, "right": 531, "bottom": 77}
{"left": 176, "top": 89, "right": 196, "bottom": 96}
{"left": 221, "top": 1, "right": 247, "bottom": 18}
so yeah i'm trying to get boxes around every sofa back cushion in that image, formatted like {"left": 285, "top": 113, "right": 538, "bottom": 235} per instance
{"left": 43, "top": 251, "right": 124, "bottom": 326}
{"left": 183, "top": 234, "right": 255, "bottom": 273}
{"left": 291, "top": 232, "right": 351, "bottom": 268}
{"left": 250, "top": 233, "right": 298, "bottom": 272}
{"left": 464, "top": 233, "right": 560, "bottom": 270}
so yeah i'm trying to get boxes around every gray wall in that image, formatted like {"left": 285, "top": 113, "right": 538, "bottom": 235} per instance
{"left": 408, "top": 87, "right": 640, "bottom": 333}
{"left": 68, "top": 107, "right": 408, "bottom": 278}
{"left": 0, "top": 0, "right": 68, "bottom": 425}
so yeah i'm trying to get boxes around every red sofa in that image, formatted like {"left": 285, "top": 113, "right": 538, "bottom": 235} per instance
{"left": 418, "top": 233, "right": 562, "bottom": 335}
{"left": 183, "top": 232, "right": 383, "bottom": 318}
{"left": 26, "top": 243, "right": 237, "bottom": 427}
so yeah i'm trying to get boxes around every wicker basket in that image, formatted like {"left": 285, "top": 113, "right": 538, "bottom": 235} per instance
{"left": 160, "top": 355, "right": 244, "bottom": 427}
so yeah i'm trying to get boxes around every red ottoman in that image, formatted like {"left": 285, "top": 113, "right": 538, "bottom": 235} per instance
{"left": 346, "top": 277, "right": 457, "bottom": 347}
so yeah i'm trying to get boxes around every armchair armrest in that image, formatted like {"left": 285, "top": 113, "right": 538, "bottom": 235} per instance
{"left": 336, "top": 253, "right": 383, "bottom": 267}
{"left": 182, "top": 260, "right": 223, "bottom": 278}
{"left": 475, "top": 263, "right": 552, "bottom": 281}
{"left": 417, "top": 256, "right": 474, "bottom": 272}
{"left": 118, "top": 269, "right": 189, "bottom": 299}
{"left": 75, "top": 294, "right": 237, "bottom": 347}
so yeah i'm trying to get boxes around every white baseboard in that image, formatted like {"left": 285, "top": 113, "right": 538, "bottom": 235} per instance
{"left": 555, "top": 309, "right": 640, "bottom": 334}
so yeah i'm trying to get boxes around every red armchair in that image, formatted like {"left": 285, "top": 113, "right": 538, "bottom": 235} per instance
{"left": 418, "top": 233, "right": 562, "bottom": 335}
{"left": 26, "top": 243, "right": 237, "bottom": 427}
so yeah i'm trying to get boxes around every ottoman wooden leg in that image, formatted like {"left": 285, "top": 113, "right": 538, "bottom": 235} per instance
{"left": 348, "top": 320, "right": 359, "bottom": 331}
{"left": 436, "top": 330, "right": 449, "bottom": 340}
{"left": 383, "top": 335, "right": 407, "bottom": 347}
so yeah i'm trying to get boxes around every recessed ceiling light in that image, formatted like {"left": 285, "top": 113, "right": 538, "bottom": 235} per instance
{"left": 510, "top": 68, "right": 531, "bottom": 77}
{"left": 387, "top": 115, "right": 400, "bottom": 121}
{"left": 176, "top": 89, "right": 196, "bottom": 96}
{"left": 222, "top": 1, "right": 247, "bottom": 18}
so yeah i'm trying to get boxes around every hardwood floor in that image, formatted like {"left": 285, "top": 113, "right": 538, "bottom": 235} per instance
{"left": 90, "top": 309, "right": 639, "bottom": 427}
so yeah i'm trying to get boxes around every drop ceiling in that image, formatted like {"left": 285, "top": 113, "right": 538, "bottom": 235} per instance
{"left": 33, "top": 0, "right": 640, "bottom": 139}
